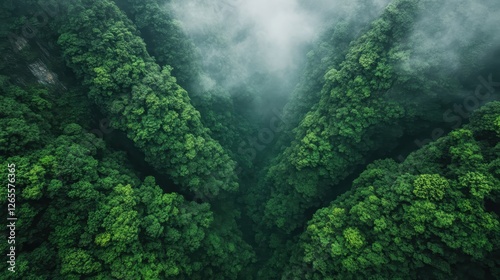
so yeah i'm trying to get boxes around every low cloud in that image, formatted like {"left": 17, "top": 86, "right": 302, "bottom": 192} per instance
{"left": 166, "top": 0, "right": 391, "bottom": 90}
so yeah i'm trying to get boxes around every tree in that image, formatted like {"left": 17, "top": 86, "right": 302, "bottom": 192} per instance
{"left": 55, "top": 0, "right": 239, "bottom": 199}
{"left": 285, "top": 101, "right": 500, "bottom": 280}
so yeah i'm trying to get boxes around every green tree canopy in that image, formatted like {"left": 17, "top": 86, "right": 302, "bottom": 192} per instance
{"left": 285, "top": 101, "right": 500, "bottom": 279}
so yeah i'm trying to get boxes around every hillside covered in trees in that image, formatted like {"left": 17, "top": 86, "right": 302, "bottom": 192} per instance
{"left": 1, "top": 0, "right": 499, "bottom": 279}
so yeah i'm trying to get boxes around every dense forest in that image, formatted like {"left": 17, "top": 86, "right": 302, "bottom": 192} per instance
{"left": 1, "top": 0, "right": 499, "bottom": 279}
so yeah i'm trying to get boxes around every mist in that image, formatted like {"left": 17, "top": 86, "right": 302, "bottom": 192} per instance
{"left": 166, "top": 0, "right": 391, "bottom": 92}
{"left": 402, "top": 0, "right": 500, "bottom": 76}
{"left": 164, "top": 0, "right": 500, "bottom": 117}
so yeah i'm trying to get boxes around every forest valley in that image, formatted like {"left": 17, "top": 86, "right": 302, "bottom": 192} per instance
{"left": 1, "top": 0, "right": 500, "bottom": 279}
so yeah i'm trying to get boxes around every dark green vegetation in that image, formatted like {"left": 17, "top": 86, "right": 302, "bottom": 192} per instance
{"left": 1, "top": 0, "right": 499, "bottom": 279}
{"left": 284, "top": 102, "right": 500, "bottom": 279}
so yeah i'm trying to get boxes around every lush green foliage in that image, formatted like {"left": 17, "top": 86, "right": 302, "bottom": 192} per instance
{"left": 249, "top": 0, "right": 500, "bottom": 234}
{"left": 1, "top": 0, "right": 499, "bottom": 279}
{"left": 113, "top": 0, "right": 259, "bottom": 160}
{"left": 55, "top": 0, "right": 238, "bottom": 199}
{"left": 285, "top": 102, "right": 500, "bottom": 279}
{"left": 281, "top": 0, "right": 396, "bottom": 146}
{"left": 0, "top": 79, "right": 254, "bottom": 280}
{"left": 114, "top": 0, "right": 200, "bottom": 91}
{"left": 250, "top": 0, "right": 421, "bottom": 233}
{"left": 0, "top": 133, "right": 254, "bottom": 279}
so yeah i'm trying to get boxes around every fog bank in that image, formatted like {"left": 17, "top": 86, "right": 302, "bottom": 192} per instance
{"left": 166, "top": 0, "right": 391, "bottom": 90}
